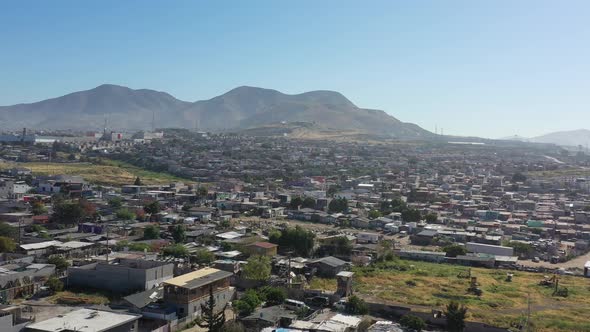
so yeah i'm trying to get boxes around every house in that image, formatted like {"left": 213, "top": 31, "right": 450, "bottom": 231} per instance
{"left": 411, "top": 229, "right": 438, "bottom": 245}
{"left": 241, "top": 305, "right": 296, "bottom": 331}
{"left": 163, "top": 268, "right": 235, "bottom": 320}
{"left": 25, "top": 308, "right": 140, "bottom": 332}
{"left": 18, "top": 241, "right": 62, "bottom": 257}
{"left": 67, "top": 258, "right": 174, "bottom": 294}
{"left": 188, "top": 207, "right": 215, "bottom": 221}
{"left": 0, "top": 264, "right": 56, "bottom": 302}
{"left": 244, "top": 242, "right": 278, "bottom": 257}
{"left": 356, "top": 232, "right": 382, "bottom": 244}
{"left": 0, "top": 180, "right": 31, "bottom": 200}
{"left": 308, "top": 256, "right": 348, "bottom": 277}
{"left": 0, "top": 305, "right": 32, "bottom": 332}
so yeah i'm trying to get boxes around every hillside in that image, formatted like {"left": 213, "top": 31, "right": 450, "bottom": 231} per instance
{"left": 0, "top": 84, "right": 432, "bottom": 138}
{"left": 530, "top": 129, "right": 590, "bottom": 147}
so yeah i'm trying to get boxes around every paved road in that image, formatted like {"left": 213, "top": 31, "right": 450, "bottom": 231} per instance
{"left": 518, "top": 251, "right": 590, "bottom": 270}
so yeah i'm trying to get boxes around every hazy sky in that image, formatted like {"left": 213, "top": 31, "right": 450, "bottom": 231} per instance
{"left": 1, "top": 1, "right": 588, "bottom": 138}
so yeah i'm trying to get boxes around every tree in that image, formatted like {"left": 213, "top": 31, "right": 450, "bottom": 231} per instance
{"left": 197, "top": 186, "right": 208, "bottom": 198}
{"left": 233, "top": 290, "right": 261, "bottom": 316}
{"left": 52, "top": 199, "right": 85, "bottom": 226}
{"left": 108, "top": 197, "right": 123, "bottom": 209}
{"left": 268, "top": 229, "right": 282, "bottom": 244}
{"left": 289, "top": 196, "right": 303, "bottom": 209}
{"left": 380, "top": 198, "right": 407, "bottom": 214}
{"left": 172, "top": 225, "right": 186, "bottom": 244}
{"left": 128, "top": 243, "right": 152, "bottom": 252}
{"left": 333, "top": 236, "right": 353, "bottom": 256}
{"left": 400, "top": 315, "right": 426, "bottom": 332}
{"left": 134, "top": 177, "right": 143, "bottom": 186}
{"left": 116, "top": 208, "right": 136, "bottom": 220}
{"left": 31, "top": 201, "right": 48, "bottom": 215}
{"left": 425, "top": 213, "right": 438, "bottom": 223}
{"left": 445, "top": 301, "right": 468, "bottom": 332}
{"left": 48, "top": 256, "right": 69, "bottom": 271}
{"left": 143, "top": 201, "right": 161, "bottom": 215}
{"left": 504, "top": 241, "right": 534, "bottom": 258}
{"left": 0, "top": 236, "right": 16, "bottom": 252}
{"left": 329, "top": 197, "right": 348, "bottom": 213}
{"left": 443, "top": 244, "right": 467, "bottom": 258}
{"left": 194, "top": 249, "right": 215, "bottom": 265}
{"left": 162, "top": 244, "right": 189, "bottom": 258}
{"left": 401, "top": 208, "right": 421, "bottom": 223}
{"left": 368, "top": 209, "right": 382, "bottom": 219}
{"left": 46, "top": 276, "right": 64, "bottom": 293}
{"left": 0, "top": 222, "right": 15, "bottom": 238}
{"left": 512, "top": 172, "right": 527, "bottom": 183}
{"left": 197, "top": 286, "right": 226, "bottom": 332}
{"left": 301, "top": 197, "right": 316, "bottom": 209}
{"left": 143, "top": 225, "right": 160, "bottom": 239}
{"left": 271, "top": 226, "right": 315, "bottom": 257}
{"left": 242, "top": 255, "right": 271, "bottom": 281}
{"left": 346, "top": 295, "right": 369, "bottom": 315}
{"left": 261, "top": 287, "right": 286, "bottom": 306}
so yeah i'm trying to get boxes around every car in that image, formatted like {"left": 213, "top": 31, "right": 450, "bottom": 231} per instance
{"left": 532, "top": 257, "right": 540, "bottom": 263}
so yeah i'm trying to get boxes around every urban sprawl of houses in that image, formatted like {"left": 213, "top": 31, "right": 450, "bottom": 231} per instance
{"left": 1, "top": 128, "right": 590, "bottom": 332}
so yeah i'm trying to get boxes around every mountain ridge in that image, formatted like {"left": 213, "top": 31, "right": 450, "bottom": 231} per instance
{"left": 0, "top": 84, "right": 432, "bottom": 138}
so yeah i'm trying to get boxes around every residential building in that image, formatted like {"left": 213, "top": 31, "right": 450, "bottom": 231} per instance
{"left": 25, "top": 308, "right": 140, "bottom": 332}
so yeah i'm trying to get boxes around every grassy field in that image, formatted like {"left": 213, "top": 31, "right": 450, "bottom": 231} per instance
{"left": 526, "top": 167, "right": 590, "bottom": 179}
{"left": 0, "top": 159, "right": 188, "bottom": 186}
{"left": 312, "top": 260, "right": 590, "bottom": 332}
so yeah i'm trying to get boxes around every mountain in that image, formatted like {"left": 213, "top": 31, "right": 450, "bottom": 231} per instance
{"left": 182, "top": 86, "right": 432, "bottom": 138}
{"left": 0, "top": 84, "right": 432, "bottom": 138}
{"left": 530, "top": 129, "right": 590, "bottom": 147}
{"left": 0, "top": 84, "right": 192, "bottom": 129}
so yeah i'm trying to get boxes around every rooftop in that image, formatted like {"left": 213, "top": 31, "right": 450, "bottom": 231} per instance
{"left": 25, "top": 308, "right": 140, "bottom": 332}
{"left": 163, "top": 267, "right": 232, "bottom": 289}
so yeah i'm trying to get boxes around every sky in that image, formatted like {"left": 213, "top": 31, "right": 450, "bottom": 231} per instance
{"left": 1, "top": 0, "right": 588, "bottom": 138}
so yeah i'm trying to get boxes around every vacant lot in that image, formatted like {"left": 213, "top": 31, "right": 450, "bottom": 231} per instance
{"left": 348, "top": 260, "right": 590, "bottom": 332}
{"left": 0, "top": 160, "right": 187, "bottom": 186}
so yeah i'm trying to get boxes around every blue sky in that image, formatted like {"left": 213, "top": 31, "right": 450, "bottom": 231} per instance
{"left": 1, "top": 1, "right": 588, "bottom": 138}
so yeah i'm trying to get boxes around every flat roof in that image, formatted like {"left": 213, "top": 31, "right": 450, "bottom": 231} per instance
{"left": 164, "top": 267, "right": 232, "bottom": 289}
{"left": 25, "top": 308, "right": 140, "bottom": 332}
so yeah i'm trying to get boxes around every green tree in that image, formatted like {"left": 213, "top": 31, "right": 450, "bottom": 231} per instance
{"left": 346, "top": 295, "right": 369, "bottom": 315}
{"left": 233, "top": 290, "right": 261, "bottom": 316}
{"left": 272, "top": 226, "right": 315, "bottom": 257}
{"left": 52, "top": 199, "right": 86, "bottom": 226}
{"left": 243, "top": 255, "right": 271, "bottom": 281}
{"left": 31, "top": 201, "right": 48, "bottom": 215}
{"left": 143, "top": 225, "right": 160, "bottom": 239}
{"left": 445, "top": 301, "right": 468, "bottom": 332}
{"left": 172, "top": 225, "right": 186, "bottom": 244}
{"left": 400, "top": 315, "right": 426, "bottom": 332}
{"left": 48, "top": 256, "right": 69, "bottom": 271}
{"left": 268, "top": 229, "right": 282, "bottom": 244}
{"left": 128, "top": 243, "right": 152, "bottom": 252}
{"left": 162, "top": 244, "right": 189, "bottom": 258}
{"left": 301, "top": 197, "right": 316, "bottom": 209}
{"left": 329, "top": 197, "right": 348, "bottom": 213}
{"left": 401, "top": 208, "right": 421, "bottom": 223}
{"left": 0, "top": 222, "right": 15, "bottom": 238}
{"left": 116, "top": 208, "right": 136, "bottom": 220}
{"left": 504, "top": 241, "right": 534, "bottom": 258}
{"left": 333, "top": 236, "right": 353, "bottom": 256}
{"left": 197, "top": 186, "right": 208, "bottom": 197}
{"left": 368, "top": 209, "right": 382, "bottom": 219}
{"left": 289, "top": 196, "right": 303, "bottom": 209}
{"left": 143, "top": 201, "right": 161, "bottom": 215}
{"left": 443, "top": 244, "right": 467, "bottom": 258}
{"left": 194, "top": 249, "right": 215, "bottom": 265}
{"left": 46, "top": 276, "right": 64, "bottom": 293}
{"left": 134, "top": 177, "right": 143, "bottom": 186}
{"left": 108, "top": 197, "right": 123, "bottom": 209}
{"left": 0, "top": 236, "right": 16, "bottom": 252}
{"left": 425, "top": 213, "right": 438, "bottom": 223}
{"left": 380, "top": 198, "right": 407, "bottom": 214}
{"left": 197, "top": 286, "right": 226, "bottom": 332}
{"left": 261, "top": 287, "right": 286, "bottom": 306}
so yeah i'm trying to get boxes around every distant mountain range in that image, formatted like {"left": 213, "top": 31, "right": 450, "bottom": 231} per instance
{"left": 501, "top": 129, "right": 590, "bottom": 147}
{"left": 0, "top": 84, "right": 432, "bottom": 139}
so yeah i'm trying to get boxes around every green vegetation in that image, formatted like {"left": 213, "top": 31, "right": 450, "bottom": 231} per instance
{"left": 162, "top": 244, "right": 188, "bottom": 258}
{"left": 47, "top": 256, "right": 69, "bottom": 271}
{"left": 143, "top": 225, "right": 160, "bottom": 239}
{"left": 329, "top": 197, "right": 348, "bottom": 213}
{"left": 0, "top": 159, "right": 187, "bottom": 186}
{"left": 196, "top": 287, "right": 226, "bottom": 332}
{"left": 46, "top": 276, "right": 64, "bottom": 293}
{"left": 269, "top": 226, "right": 315, "bottom": 257}
{"left": 233, "top": 289, "right": 262, "bottom": 316}
{"left": 400, "top": 314, "right": 426, "bottom": 332}
{"left": 0, "top": 236, "right": 16, "bottom": 252}
{"left": 116, "top": 208, "right": 135, "bottom": 220}
{"left": 351, "top": 259, "right": 590, "bottom": 332}
{"left": 443, "top": 244, "right": 467, "bottom": 257}
{"left": 445, "top": 301, "right": 468, "bottom": 332}
{"left": 242, "top": 255, "right": 271, "bottom": 281}
{"left": 172, "top": 224, "right": 186, "bottom": 243}
{"left": 346, "top": 295, "right": 369, "bottom": 315}
{"left": 194, "top": 248, "right": 215, "bottom": 265}
{"left": 0, "top": 222, "right": 15, "bottom": 238}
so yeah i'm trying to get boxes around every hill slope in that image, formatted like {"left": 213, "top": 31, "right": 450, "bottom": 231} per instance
{"left": 530, "top": 129, "right": 590, "bottom": 147}
{"left": 0, "top": 84, "right": 432, "bottom": 138}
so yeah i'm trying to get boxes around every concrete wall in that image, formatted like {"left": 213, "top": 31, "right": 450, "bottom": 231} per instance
{"left": 168, "top": 287, "right": 235, "bottom": 320}
{"left": 0, "top": 314, "right": 29, "bottom": 332}
{"left": 68, "top": 261, "right": 173, "bottom": 294}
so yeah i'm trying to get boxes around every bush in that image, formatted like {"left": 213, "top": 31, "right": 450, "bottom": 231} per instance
{"left": 48, "top": 256, "right": 70, "bottom": 271}
{"left": 261, "top": 287, "right": 286, "bottom": 306}
{"left": 347, "top": 295, "right": 369, "bottom": 315}
{"left": 46, "top": 276, "right": 64, "bottom": 293}
{"left": 400, "top": 314, "right": 426, "bottom": 331}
